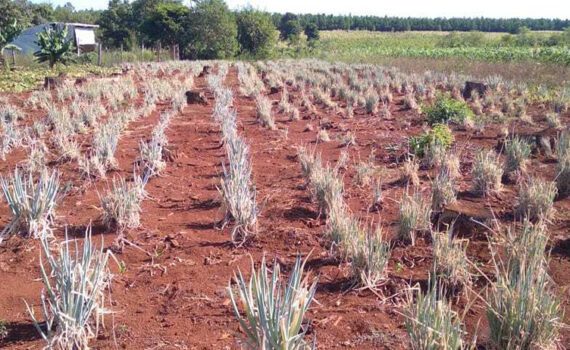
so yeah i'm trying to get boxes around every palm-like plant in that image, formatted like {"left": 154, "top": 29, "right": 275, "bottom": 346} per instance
{"left": 34, "top": 25, "right": 75, "bottom": 68}
{"left": 26, "top": 227, "right": 112, "bottom": 349}
{"left": 0, "top": 168, "right": 64, "bottom": 241}
{"left": 229, "top": 255, "right": 317, "bottom": 349}
{"left": 0, "top": 19, "right": 22, "bottom": 67}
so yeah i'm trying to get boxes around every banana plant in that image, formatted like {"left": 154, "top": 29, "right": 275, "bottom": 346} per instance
{"left": 34, "top": 25, "right": 75, "bottom": 68}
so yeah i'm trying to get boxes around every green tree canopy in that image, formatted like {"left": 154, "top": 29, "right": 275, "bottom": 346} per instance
{"left": 141, "top": 2, "right": 189, "bottom": 46}
{"left": 0, "top": 0, "right": 26, "bottom": 38}
{"left": 185, "top": 0, "right": 238, "bottom": 59}
{"left": 304, "top": 22, "right": 319, "bottom": 41}
{"left": 236, "top": 8, "right": 277, "bottom": 58}
{"left": 98, "top": 0, "right": 136, "bottom": 49}
{"left": 278, "top": 12, "right": 302, "bottom": 41}
{"left": 0, "top": 19, "right": 21, "bottom": 48}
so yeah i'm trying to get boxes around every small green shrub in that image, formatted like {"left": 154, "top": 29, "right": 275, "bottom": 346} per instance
{"left": 410, "top": 123, "right": 454, "bottom": 157}
{"left": 34, "top": 25, "right": 75, "bottom": 68}
{"left": 423, "top": 93, "right": 474, "bottom": 125}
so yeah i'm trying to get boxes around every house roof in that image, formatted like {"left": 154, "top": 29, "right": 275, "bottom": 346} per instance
{"left": 52, "top": 22, "right": 100, "bottom": 28}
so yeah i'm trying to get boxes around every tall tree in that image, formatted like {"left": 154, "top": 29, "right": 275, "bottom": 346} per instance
{"left": 278, "top": 12, "right": 302, "bottom": 41}
{"left": 0, "top": 0, "right": 26, "bottom": 35}
{"left": 185, "top": 0, "right": 238, "bottom": 59}
{"left": 141, "top": 2, "right": 189, "bottom": 47}
{"left": 304, "top": 22, "right": 319, "bottom": 41}
{"left": 29, "top": 3, "right": 54, "bottom": 25}
{"left": 236, "top": 8, "right": 277, "bottom": 58}
{"left": 98, "top": 0, "right": 135, "bottom": 49}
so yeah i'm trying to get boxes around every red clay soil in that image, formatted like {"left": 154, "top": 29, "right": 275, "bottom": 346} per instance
{"left": 0, "top": 66, "right": 569, "bottom": 349}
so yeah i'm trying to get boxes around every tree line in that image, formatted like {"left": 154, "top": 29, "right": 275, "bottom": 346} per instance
{"left": 291, "top": 14, "right": 570, "bottom": 34}
{"left": 1, "top": 0, "right": 316, "bottom": 60}
{"left": 98, "top": 0, "right": 309, "bottom": 59}
{"left": 1, "top": 0, "right": 569, "bottom": 62}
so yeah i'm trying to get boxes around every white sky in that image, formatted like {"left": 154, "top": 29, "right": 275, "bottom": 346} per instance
{"left": 31, "top": 0, "right": 570, "bottom": 19}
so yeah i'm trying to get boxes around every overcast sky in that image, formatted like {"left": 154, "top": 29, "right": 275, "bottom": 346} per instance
{"left": 30, "top": 0, "right": 570, "bottom": 19}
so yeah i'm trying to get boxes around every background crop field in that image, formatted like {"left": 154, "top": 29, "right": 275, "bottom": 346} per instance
{"left": 305, "top": 30, "right": 570, "bottom": 87}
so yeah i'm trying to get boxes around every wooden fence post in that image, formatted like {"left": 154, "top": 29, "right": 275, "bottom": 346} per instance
{"left": 158, "top": 41, "right": 162, "bottom": 62}
{"left": 97, "top": 43, "right": 102, "bottom": 66}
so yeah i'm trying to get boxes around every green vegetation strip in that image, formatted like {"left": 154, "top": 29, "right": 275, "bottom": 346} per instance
{"left": 317, "top": 31, "right": 570, "bottom": 65}
{"left": 0, "top": 64, "right": 120, "bottom": 93}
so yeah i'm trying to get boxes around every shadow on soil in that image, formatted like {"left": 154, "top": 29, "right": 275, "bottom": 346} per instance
{"left": 551, "top": 237, "right": 570, "bottom": 258}
{"left": 64, "top": 223, "right": 110, "bottom": 238}
{"left": 283, "top": 206, "right": 318, "bottom": 221}
{"left": 0, "top": 321, "right": 43, "bottom": 346}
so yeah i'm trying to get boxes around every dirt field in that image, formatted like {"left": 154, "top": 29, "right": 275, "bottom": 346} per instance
{"left": 0, "top": 62, "right": 568, "bottom": 349}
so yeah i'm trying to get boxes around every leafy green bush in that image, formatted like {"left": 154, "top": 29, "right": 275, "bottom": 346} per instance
{"left": 410, "top": 123, "right": 454, "bottom": 157}
{"left": 0, "top": 19, "right": 22, "bottom": 68}
{"left": 76, "top": 52, "right": 97, "bottom": 64}
{"left": 424, "top": 93, "right": 474, "bottom": 125}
